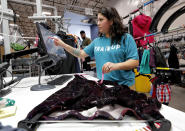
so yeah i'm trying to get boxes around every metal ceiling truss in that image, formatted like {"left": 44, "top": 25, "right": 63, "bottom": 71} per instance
{"left": 3, "top": 0, "right": 107, "bottom": 37}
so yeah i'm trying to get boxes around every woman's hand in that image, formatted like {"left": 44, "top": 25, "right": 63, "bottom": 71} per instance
{"left": 49, "top": 36, "right": 63, "bottom": 46}
{"left": 102, "top": 62, "right": 115, "bottom": 74}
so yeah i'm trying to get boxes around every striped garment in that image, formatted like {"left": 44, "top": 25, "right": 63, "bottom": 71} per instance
{"left": 156, "top": 83, "right": 171, "bottom": 103}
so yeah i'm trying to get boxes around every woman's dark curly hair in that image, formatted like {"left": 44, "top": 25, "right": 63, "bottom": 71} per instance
{"left": 98, "top": 7, "right": 127, "bottom": 45}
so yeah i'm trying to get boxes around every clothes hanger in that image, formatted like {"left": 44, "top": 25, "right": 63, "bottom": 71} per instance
{"left": 139, "top": 7, "right": 144, "bottom": 15}
{"left": 147, "top": 39, "right": 153, "bottom": 48}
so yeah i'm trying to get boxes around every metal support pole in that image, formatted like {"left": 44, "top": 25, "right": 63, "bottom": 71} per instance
{"left": 1, "top": 0, "right": 11, "bottom": 54}
{"left": 1, "top": 0, "right": 12, "bottom": 75}
{"left": 8, "top": 0, "right": 58, "bottom": 32}
{"left": 54, "top": 7, "right": 58, "bottom": 32}
{"left": 36, "top": 0, "right": 42, "bottom": 16}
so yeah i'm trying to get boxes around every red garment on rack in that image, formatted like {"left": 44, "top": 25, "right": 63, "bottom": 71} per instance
{"left": 132, "top": 14, "right": 154, "bottom": 47}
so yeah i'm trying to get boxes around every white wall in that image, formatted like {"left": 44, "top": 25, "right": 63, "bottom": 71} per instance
{"left": 105, "top": 0, "right": 142, "bottom": 24}
{"left": 64, "top": 11, "right": 92, "bottom": 40}
{"left": 68, "top": 24, "right": 91, "bottom": 40}
{"left": 105, "top": 0, "right": 185, "bottom": 31}
{"left": 155, "top": 1, "right": 185, "bottom": 31}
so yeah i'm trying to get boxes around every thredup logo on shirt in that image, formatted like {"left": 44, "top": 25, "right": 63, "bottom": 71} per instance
{"left": 95, "top": 45, "right": 120, "bottom": 52}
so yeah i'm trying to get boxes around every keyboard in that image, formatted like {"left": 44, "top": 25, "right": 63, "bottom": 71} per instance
{"left": 47, "top": 75, "right": 73, "bottom": 85}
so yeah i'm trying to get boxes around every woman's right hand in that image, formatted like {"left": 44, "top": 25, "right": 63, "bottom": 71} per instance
{"left": 49, "top": 36, "right": 63, "bottom": 46}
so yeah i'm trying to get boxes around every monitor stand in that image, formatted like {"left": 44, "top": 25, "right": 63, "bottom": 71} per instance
{"left": 30, "top": 54, "right": 59, "bottom": 91}
{"left": 0, "top": 76, "right": 12, "bottom": 97}
{"left": 31, "top": 84, "right": 55, "bottom": 91}
{"left": 0, "top": 88, "right": 12, "bottom": 97}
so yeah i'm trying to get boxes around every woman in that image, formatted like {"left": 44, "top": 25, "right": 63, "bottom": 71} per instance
{"left": 50, "top": 7, "right": 139, "bottom": 90}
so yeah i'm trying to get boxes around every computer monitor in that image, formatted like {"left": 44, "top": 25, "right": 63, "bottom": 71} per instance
{"left": 36, "top": 22, "right": 66, "bottom": 59}
{"left": 31, "top": 23, "right": 67, "bottom": 91}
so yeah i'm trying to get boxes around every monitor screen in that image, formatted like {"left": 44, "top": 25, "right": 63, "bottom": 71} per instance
{"left": 36, "top": 23, "right": 66, "bottom": 58}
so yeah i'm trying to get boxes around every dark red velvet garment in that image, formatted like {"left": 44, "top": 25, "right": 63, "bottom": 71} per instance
{"left": 18, "top": 75, "right": 171, "bottom": 131}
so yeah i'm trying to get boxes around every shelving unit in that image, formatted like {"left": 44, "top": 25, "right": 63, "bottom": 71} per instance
{"left": 11, "top": 58, "right": 40, "bottom": 77}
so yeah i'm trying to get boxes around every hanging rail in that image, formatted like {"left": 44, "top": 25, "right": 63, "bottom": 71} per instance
{"left": 134, "top": 25, "right": 185, "bottom": 41}
{"left": 137, "top": 66, "right": 185, "bottom": 72}
{"left": 155, "top": 67, "right": 185, "bottom": 72}
{"left": 122, "top": 0, "right": 155, "bottom": 19}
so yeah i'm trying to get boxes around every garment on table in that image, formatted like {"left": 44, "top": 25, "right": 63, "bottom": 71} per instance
{"left": 140, "top": 49, "right": 151, "bottom": 74}
{"left": 132, "top": 14, "right": 154, "bottom": 47}
{"left": 18, "top": 75, "right": 171, "bottom": 131}
{"left": 84, "top": 34, "right": 139, "bottom": 87}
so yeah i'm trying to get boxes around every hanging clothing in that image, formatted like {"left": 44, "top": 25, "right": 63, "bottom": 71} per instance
{"left": 45, "top": 37, "right": 80, "bottom": 75}
{"left": 153, "top": 46, "right": 168, "bottom": 67}
{"left": 168, "top": 45, "right": 181, "bottom": 83}
{"left": 45, "top": 33, "right": 80, "bottom": 75}
{"left": 134, "top": 68, "right": 152, "bottom": 93}
{"left": 168, "top": 45, "right": 179, "bottom": 68}
{"left": 132, "top": 14, "right": 154, "bottom": 47}
{"left": 150, "top": 75, "right": 171, "bottom": 105}
{"left": 150, "top": 76, "right": 159, "bottom": 98}
{"left": 140, "top": 49, "right": 151, "bottom": 74}
{"left": 138, "top": 48, "right": 144, "bottom": 66}
{"left": 149, "top": 47, "right": 156, "bottom": 67}
{"left": 156, "top": 82, "right": 171, "bottom": 104}
{"left": 128, "top": 17, "right": 133, "bottom": 35}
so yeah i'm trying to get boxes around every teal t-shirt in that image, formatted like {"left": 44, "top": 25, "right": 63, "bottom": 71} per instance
{"left": 84, "top": 34, "right": 139, "bottom": 87}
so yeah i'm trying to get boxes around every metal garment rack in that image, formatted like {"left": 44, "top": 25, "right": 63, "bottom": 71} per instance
{"left": 134, "top": 25, "right": 185, "bottom": 41}
{"left": 122, "top": 0, "right": 156, "bottom": 19}
{"left": 0, "top": 0, "right": 20, "bottom": 75}
{"left": 154, "top": 67, "right": 185, "bottom": 72}
{"left": 136, "top": 25, "right": 185, "bottom": 72}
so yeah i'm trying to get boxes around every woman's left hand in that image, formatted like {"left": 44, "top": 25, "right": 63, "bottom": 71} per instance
{"left": 102, "top": 62, "right": 115, "bottom": 74}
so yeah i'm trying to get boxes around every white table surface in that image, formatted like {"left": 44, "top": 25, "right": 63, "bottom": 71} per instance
{"left": 1, "top": 74, "right": 185, "bottom": 131}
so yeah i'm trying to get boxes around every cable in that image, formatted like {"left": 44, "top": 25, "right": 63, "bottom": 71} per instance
{"left": 2, "top": 69, "right": 35, "bottom": 89}
{"left": 2, "top": 58, "right": 70, "bottom": 88}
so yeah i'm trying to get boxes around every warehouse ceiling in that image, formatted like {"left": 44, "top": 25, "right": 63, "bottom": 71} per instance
{"left": 6, "top": 0, "right": 110, "bottom": 40}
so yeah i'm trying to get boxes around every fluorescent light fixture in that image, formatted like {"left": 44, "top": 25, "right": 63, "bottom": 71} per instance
{"left": 133, "top": 0, "right": 139, "bottom": 6}
{"left": 42, "top": 12, "right": 51, "bottom": 15}
{"left": 81, "top": 19, "right": 89, "bottom": 23}
{"left": 9, "top": 24, "right": 18, "bottom": 27}
{"left": 0, "top": 35, "right": 3, "bottom": 40}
